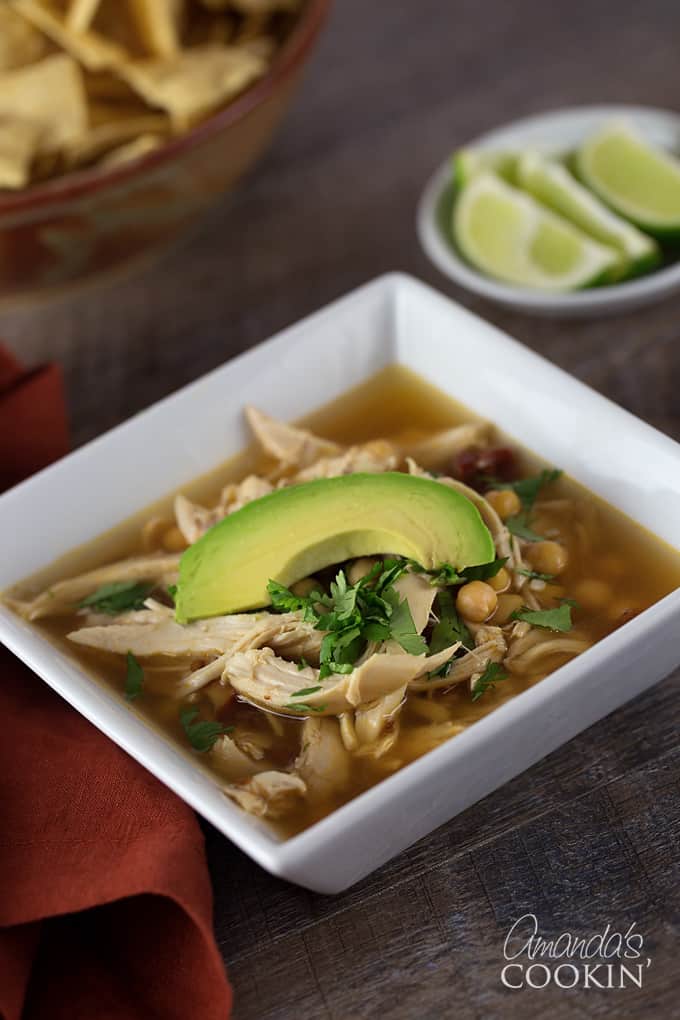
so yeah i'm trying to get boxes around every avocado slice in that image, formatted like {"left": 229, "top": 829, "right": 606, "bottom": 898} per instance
{"left": 175, "top": 472, "right": 494, "bottom": 622}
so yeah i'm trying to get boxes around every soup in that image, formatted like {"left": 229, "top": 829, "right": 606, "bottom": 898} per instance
{"left": 7, "top": 366, "right": 680, "bottom": 837}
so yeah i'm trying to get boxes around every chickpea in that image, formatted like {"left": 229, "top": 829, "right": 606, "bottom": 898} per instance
{"left": 348, "top": 557, "right": 378, "bottom": 585}
{"left": 526, "top": 540, "right": 568, "bottom": 576}
{"left": 486, "top": 488, "right": 522, "bottom": 520}
{"left": 456, "top": 580, "right": 498, "bottom": 622}
{"left": 162, "top": 525, "right": 188, "bottom": 552}
{"left": 492, "top": 593, "right": 525, "bottom": 625}
{"left": 489, "top": 566, "right": 511, "bottom": 592}
{"left": 573, "top": 578, "right": 612, "bottom": 611}
{"left": 291, "top": 576, "right": 319, "bottom": 598}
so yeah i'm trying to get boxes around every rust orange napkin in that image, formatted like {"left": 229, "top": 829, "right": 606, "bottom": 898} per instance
{"left": 0, "top": 348, "right": 232, "bottom": 1020}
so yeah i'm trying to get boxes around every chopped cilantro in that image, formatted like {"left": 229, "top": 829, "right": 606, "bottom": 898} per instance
{"left": 283, "top": 703, "right": 327, "bottom": 714}
{"left": 510, "top": 602, "right": 575, "bottom": 632}
{"left": 267, "top": 580, "right": 320, "bottom": 621}
{"left": 268, "top": 558, "right": 423, "bottom": 677}
{"left": 362, "top": 621, "right": 391, "bottom": 642}
{"left": 388, "top": 597, "right": 427, "bottom": 655}
{"left": 488, "top": 468, "right": 562, "bottom": 511}
{"left": 124, "top": 651, "right": 144, "bottom": 701}
{"left": 180, "top": 707, "right": 234, "bottom": 752}
{"left": 471, "top": 661, "right": 508, "bottom": 702}
{"left": 429, "top": 589, "right": 472, "bottom": 654}
{"left": 79, "top": 580, "right": 152, "bottom": 615}
{"left": 459, "top": 557, "right": 508, "bottom": 582}
{"left": 408, "top": 560, "right": 464, "bottom": 586}
{"left": 318, "top": 661, "right": 353, "bottom": 680}
{"left": 408, "top": 557, "right": 507, "bottom": 586}
{"left": 428, "top": 657, "right": 454, "bottom": 680}
{"left": 516, "top": 568, "right": 555, "bottom": 582}
{"left": 506, "top": 514, "right": 544, "bottom": 542}
{"left": 490, "top": 468, "right": 562, "bottom": 544}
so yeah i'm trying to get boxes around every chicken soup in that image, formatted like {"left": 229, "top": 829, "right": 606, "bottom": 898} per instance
{"left": 7, "top": 365, "right": 680, "bottom": 836}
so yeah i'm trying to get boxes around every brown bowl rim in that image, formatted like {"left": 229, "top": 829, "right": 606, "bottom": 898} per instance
{"left": 0, "top": 0, "right": 331, "bottom": 217}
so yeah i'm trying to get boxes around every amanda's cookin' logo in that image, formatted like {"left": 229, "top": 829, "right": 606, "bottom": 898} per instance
{"left": 501, "top": 913, "right": 652, "bottom": 990}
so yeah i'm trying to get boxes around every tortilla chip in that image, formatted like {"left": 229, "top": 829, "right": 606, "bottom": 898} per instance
{"left": 125, "top": 0, "right": 184, "bottom": 59}
{"left": 65, "top": 0, "right": 102, "bottom": 32}
{"left": 87, "top": 97, "right": 162, "bottom": 126}
{"left": 233, "top": 12, "right": 269, "bottom": 43}
{"left": 186, "top": 12, "right": 236, "bottom": 46}
{"left": 1, "top": 0, "right": 296, "bottom": 190}
{"left": 0, "top": 6, "right": 52, "bottom": 71}
{"left": 64, "top": 112, "right": 168, "bottom": 167}
{"left": 82, "top": 69, "right": 143, "bottom": 102}
{"left": 118, "top": 44, "right": 266, "bottom": 128}
{"left": 10, "top": 0, "right": 127, "bottom": 70}
{"left": 98, "top": 132, "right": 163, "bottom": 168}
{"left": 0, "top": 116, "right": 44, "bottom": 188}
{"left": 0, "top": 53, "right": 88, "bottom": 151}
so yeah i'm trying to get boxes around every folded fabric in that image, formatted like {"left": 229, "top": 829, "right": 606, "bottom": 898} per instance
{"left": 0, "top": 347, "right": 232, "bottom": 1020}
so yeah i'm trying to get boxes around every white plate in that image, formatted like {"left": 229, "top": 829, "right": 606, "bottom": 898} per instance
{"left": 2, "top": 273, "right": 680, "bottom": 893}
{"left": 417, "top": 104, "right": 680, "bottom": 317}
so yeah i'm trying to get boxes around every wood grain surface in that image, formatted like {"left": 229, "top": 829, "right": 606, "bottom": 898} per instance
{"left": 3, "top": 1, "right": 680, "bottom": 1016}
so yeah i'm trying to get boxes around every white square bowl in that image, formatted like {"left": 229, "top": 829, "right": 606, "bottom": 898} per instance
{"left": 2, "top": 273, "right": 680, "bottom": 894}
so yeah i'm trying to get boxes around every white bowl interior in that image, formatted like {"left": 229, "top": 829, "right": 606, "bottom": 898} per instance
{"left": 2, "top": 273, "right": 680, "bottom": 892}
{"left": 417, "top": 104, "right": 680, "bottom": 317}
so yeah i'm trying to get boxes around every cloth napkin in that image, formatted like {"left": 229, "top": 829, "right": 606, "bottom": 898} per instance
{"left": 0, "top": 348, "right": 232, "bottom": 1020}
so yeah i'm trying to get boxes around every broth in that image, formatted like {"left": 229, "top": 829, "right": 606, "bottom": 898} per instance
{"left": 9, "top": 365, "right": 680, "bottom": 837}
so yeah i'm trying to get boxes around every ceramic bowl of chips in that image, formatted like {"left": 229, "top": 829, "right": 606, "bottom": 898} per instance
{"left": 0, "top": 0, "right": 330, "bottom": 305}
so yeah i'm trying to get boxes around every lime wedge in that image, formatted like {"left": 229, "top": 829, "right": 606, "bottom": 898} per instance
{"left": 517, "top": 151, "right": 659, "bottom": 278}
{"left": 453, "top": 148, "right": 518, "bottom": 189}
{"left": 576, "top": 122, "right": 680, "bottom": 237}
{"left": 453, "top": 173, "right": 620, "bottom": 291}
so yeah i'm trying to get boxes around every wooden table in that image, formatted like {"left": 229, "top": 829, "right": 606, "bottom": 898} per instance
{"left": 4, "top": 1, "right": 680, "bottom": 1015}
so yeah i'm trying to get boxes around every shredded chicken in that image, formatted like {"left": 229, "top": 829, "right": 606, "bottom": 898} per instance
{"left": 80, "top": 597, "right": 174, "bottom": 628}
{"left": 290, "top": 439, "right": 399, "bottom": 483}
{"left": 391, "top": 571, "right": 437, "bottom": 635}
{"left": 506, "top": 636, "right": 592, "bottom": 673}
{"left": 409, "top": 628, "right": 505, "bottom": 692}
{"left": 510, "top": 535, "right": 541, "bottom": 609}
{"left": 68, "top": 609, "right": 323, "bottom": 662}
{"left": 245, "top": 405, "right": 340, "bottom": 468}
{"left": 360, "top": 571, "right": 435, "bottom": 752}
{"left": 210, "top": 734, "right": 265, "bottom": 780}
{"left": 404, "top": 423, "right": 491, "bottom": 470}
{"left": 174, "top": 474, "right": 274, "bottom": 544}
{"left": 338, "top": 712, "right": 359, "bottom": 752}
{"left": 353, "top": 684, "right": 406, "bottom": 758}
{"left": 294, "top": 717, "right": 351, "bottom": 801}
{"left": 7, "top": 404, "right": 603, "bottom": 827}
{"left": 178, "top": 655, "right": 230, "bottom": 697}
{"left": 223, "top": 771, "right": 307, "bottom": 819}
{"left": 13, "top": 554, "right": 181, "bottom": 620}
{"left": 225, "top": 644, "right": 458, "bottom": 716}
{"left": 232, "top": 730, "right": 271, "bottom": 761}
{"left": 174, "top": 440, "right": 396, "bottom": 543}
